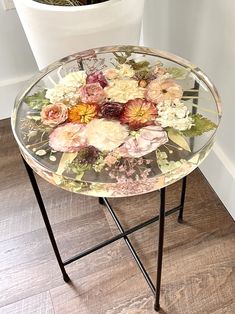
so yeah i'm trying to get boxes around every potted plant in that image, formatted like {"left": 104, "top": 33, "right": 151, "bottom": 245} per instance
{"left": 14, "top": 0, "right": 145, "bottom": 69}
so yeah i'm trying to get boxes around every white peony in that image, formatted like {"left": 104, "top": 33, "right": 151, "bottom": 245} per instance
{"left": 85, "top": 119, "right": 129, "bottom": 151}
{"left": 105, "top": 79, "right": 145, "bottom": 103}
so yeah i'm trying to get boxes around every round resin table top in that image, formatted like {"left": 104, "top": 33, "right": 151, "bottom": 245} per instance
{"left": 12, "top": 46, "right": 221, "bottom": 197}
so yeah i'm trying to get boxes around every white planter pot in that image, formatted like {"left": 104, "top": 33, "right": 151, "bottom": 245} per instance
{"left": 14, "top": 0, "right": 145, "bottom": 69}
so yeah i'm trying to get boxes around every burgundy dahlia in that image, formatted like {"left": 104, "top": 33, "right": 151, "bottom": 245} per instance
{"left": 76, "top": 146, "right": 100, "bottom": 164}
{"left": 100, "top": 102, "right": 124, "bottom": 119}
{"left": 86, "top": 71, "right": 108, "bottom": 88}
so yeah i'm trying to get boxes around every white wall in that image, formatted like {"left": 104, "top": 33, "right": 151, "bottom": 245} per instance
{"left": 143, "top": 0, "right": 235, "bottom": 219}
{"left": 0, "top": 5, "right": 37, "bottom": 119}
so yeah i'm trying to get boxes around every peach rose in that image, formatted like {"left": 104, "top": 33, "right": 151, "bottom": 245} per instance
{"left": 49, "top": 123, "right": 87, "bottom": 152}
{"left": 41, "top": 103, "right": 68, "bottom": 126}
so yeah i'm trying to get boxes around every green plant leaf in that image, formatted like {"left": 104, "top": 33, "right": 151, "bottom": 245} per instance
{"left": 181, "top": 114, "right": 217, "bottom": 137}
{"left": 167, "top": 67, "right": 189, "bottom": 80}
{"left": 56, "top": 152, "right": 78, "bottom": 175}
{"left": 167, "top": 128, "right": 191, "bottom": 152}
{"left": 24, "top": 90, "right": 50, "bottom": 110}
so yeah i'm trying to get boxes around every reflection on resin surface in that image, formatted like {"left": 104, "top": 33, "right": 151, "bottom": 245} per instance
{"left": 12, "top": 46, "right": 221, "bottom": 197}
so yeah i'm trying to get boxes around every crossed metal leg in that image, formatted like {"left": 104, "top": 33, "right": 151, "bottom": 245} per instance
{"left": 22, "top": 157, "right": 187, "bottom": 312}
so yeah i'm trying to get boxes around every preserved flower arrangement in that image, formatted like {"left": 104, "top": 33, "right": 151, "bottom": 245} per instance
{"left": 16, "top": 46, "right": 220, "bottom": 197}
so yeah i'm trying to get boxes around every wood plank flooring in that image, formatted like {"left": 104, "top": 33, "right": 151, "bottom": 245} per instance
{"left": 0, "top": 118, "right": 234, "bottom": 314}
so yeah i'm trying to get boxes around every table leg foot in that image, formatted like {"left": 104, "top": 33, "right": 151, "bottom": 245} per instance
{"left": 177, "top": 216, "right": 184, "bottom": 223}
{"left": 99, "top": 197, "right": 105, "bottom": 205}
{"left": 154, "top": 303, "right": 160, "bottom": 312}
{"left": 63, "top": 273, "right": 71, "bottom": 283}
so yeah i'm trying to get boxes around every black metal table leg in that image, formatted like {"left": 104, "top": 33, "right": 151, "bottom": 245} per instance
{"left": 178, "top": 176, "right": 187, "bottom": 223}
{"left": 154, "top": 187, "right": 166, "bottom": 312}
{"left": 21, "top": 155, "right": 188, "bottom": 311}
{"left": 22, "top": 157, "right": 70, "bottom": 283}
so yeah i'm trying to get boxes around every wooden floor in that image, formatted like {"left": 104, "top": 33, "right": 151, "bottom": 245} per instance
{"left": 0, "top": 118, "right": 234, "bottom": 314}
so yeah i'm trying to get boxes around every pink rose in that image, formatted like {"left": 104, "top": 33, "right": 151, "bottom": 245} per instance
{"left": 86, "top": 71, "right": 108, "bottom": 88}
{"left": 119, "top": 125, "right": 168, "bottom": 158}
{"left": 145, "top": 79, "right": 183, "bottom": 103}
{"left": 49, "top": 123, "right": 87, "bottom": 152}
{"left": 79, "top": 83, "right": 106, "bottom": 104}
{"left": 41, "top": 103, "right": 68, "bottom": 126}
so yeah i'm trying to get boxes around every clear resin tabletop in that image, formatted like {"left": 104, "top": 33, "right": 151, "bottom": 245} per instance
{"left": 12, "top": 46, "right": 221, "bottom": 197}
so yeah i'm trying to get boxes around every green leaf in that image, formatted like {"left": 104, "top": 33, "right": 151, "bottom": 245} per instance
{"left": 167, "top": 67, "right": 189, "bottom": 80}
{"left": 167, "top": 128, "right": 191, "bottom": 152}
{"left": 127, "top": 59, "right": 150, "bottom": 70}
{"left": 24, "top": 90, "right": 50, "bottom": 110}
{"left": 56, "top": 152, "right": 78, "bottom": 175}
{"left": 181, "top": 114, "right": 217, "bottom": 137}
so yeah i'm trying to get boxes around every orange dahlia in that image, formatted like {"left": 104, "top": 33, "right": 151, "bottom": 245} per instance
{"left": 120, "top": 98, "right": 158, "bottom": 129}
{"left": 68, "top": 103, "right": 98, "bottom": 124}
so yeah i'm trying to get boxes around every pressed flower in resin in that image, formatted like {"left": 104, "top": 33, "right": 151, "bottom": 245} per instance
{"left": 41, "top": 102, "right": 68, "bottom": 126}
{"left": 85, "top": 118, "right": 129, "bottom": 151}
{"left": 100, "top": 102, "right": 124, "bottom": 119}
{"left": 86, "top": 71, "right": 108, "bottom": 88}
{"left": 145, "top": 79, "right": 183, "bottom": 103}
{"left": 68, "top": 103, "right": 98, "bottom": 124}
{"left": 79, "top": 83, "right": 106, "bottom": 104}
{"left": 49, "top": 123, "right": 87, "bottom": 152}
{"left": 120, "top": 98, "right": 157, "bottom": 129}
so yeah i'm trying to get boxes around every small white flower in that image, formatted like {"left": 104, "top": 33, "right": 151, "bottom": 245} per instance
{"left": 60, "top": 71, "right": 87, "bottom": 87}
{"left": 117, "top": 64, "right": 135, "bottom": 78}
{"left": 156, "top": 100, "right": 193, "bottom": 131}
{"left": 45, "top": 71, "right": 87, "bottom": 104}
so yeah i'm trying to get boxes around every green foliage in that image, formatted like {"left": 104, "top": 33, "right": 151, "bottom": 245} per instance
{"left": 181, "top": 114, "right": 217, "bottom": 137}
{"left": 167, "top": 128, "right": 191, "bottom": 152}
{"left": 24, "top": 90, "right": 50, "bottom": 110}
{"left": 167, "top": 67, "right": 189, "bottom": 80}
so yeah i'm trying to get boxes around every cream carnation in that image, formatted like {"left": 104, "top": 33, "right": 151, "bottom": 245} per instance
{"left": 105, "top": 79, "right": 145, "bottom": 103}
{"left": 85, "top": 119, "right": 129, "bottom": 151}
{"left": 60, "top": 71, "right": 87, "bottom": 87}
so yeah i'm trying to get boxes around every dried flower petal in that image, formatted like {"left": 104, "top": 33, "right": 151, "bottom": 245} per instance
{"left": 68, "top": 103, "right": 98, "bottom": 124}
{"left": 100, "top": 102, "right": 124, "bottom": 119}
{"left": 79, "top": 83, "right": 106, "bottom": 104}
{"left": 120, "top": 98, "right": 157, "bottom": 129}
{"left": 86, "top": 71, "right": 108, "bottom": 88}
{"left": 49, "top": 123, "right": 87, "bottom": 152}
{"left": 119, "top": 125, "right": 168, "bottom": 158}
{"left": 145, "top": 79, "right": 183, "bottom": 103}
{"left": 41, "top": 102, "right": 68, "bottom": 126}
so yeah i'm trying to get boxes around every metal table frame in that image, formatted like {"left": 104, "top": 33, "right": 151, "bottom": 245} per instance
{"left": 22, "top": 158, "right": 187, "bottom": 312}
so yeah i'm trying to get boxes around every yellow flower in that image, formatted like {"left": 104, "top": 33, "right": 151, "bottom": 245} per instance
{"left": 68, "top": 103, "right": 98, "bottom": 124}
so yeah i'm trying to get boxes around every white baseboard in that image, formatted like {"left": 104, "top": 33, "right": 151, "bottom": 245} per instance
{"left": 0, "top": 75, "right": 32, "bottom": 120}
{"left": 200, "top": 143, "right": 235, "bottom": 220}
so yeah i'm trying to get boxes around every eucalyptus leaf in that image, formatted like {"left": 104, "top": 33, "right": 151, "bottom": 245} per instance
{"left": 56, "top": 152, "right": 78, "bottom": 175}
{"left": 167, "top": 128, "right": 191, "bottom": 152}
{"left": 167, "top": 67, "right": 189, "bottom": 80}
{"left": 24, "top": 90, "right": 50, "bottom": 110}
